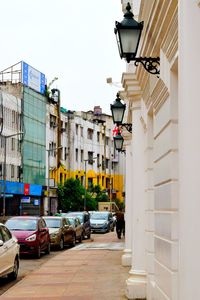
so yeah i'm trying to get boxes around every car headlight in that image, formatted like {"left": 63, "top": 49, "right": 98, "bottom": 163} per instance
{"left": 104, "top": 221, "right": 108, "bottom": 225}
{"left": 25, "top": 234, "right": 36, "bottom": 242}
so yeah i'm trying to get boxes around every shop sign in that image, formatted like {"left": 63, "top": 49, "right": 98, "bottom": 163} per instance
{"left": 21, "top": 197, "right": 30, "bottom": 203}
{"left": 34, "top": 199, "right": 40, "bottom": 206}
{"left": 24, "top": 183, "right": 30, "bottom": 195}
{"left": 22, "top": 61, "right": 46, "bottom": 94}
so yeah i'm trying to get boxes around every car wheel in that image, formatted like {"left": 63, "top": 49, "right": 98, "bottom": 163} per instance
{"left": 45, "top": 242, "right": 51, "bottom": 254}
{"left": 8, "top": 257, "right": 19, "bottom": 281}
{"left": 71, "top": 234, "right": 76, "bottom": 247}
{"left": 78, "top": 234, "right": 82, "bottom": 243}
{"left": 36, "top": 245, "right": 41, "bottom": 259}
{"left": 59, "top": 237, "right": 64, "bottom": 250}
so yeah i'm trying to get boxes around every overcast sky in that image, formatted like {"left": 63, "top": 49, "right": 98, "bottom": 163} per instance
{"left": 0, "top": 1, "right": 130, "bottom": 114}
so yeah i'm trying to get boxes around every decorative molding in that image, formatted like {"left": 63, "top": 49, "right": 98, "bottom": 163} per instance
{"left": 161, "top": 7, "right": 178, "bottom": 62}
{"left": 151, "top": 78, "right": 169, "bottom": 114}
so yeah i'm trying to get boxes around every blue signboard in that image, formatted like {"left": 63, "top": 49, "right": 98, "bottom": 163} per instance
{"left": 29, "top": 184, "right": 42, "bottom": 196}
{"left": 22, "top": 61, "right": 46, "bottom": 95}
{"left": 0, "top": 181, "right": 42, "bottom": 196}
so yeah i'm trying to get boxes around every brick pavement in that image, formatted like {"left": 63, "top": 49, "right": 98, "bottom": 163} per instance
{"left": 1, "top": 232, "right": 129, "bottom": 299}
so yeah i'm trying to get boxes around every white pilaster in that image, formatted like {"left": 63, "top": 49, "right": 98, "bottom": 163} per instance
{"left": 122, "top": 133, "right": 133, "bottom": 266}
{"left": 126, "top": 99, "right": 146, "bottom": 299}
{"left": 179, "top": 1, "right": 200, "bottom": 299}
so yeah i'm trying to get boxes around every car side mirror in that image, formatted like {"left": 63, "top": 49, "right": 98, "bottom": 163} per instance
{"left": 0, "top": 240, "right": 4, "bottom": 246}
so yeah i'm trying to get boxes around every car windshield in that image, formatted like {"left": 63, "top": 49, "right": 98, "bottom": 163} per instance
{"left": 67, "top": 213, "right": 83, "bottom": 222}
{"left": 67, "top": 218, "right": 75, "bottom": 226}
{"left": 91, "top": 213, "right": 108, "bottom": 220}
{"left": 6, "top": 219, "right": 37, "bottom": 231}
{"left": 44, "top": 218, "right": 61, "bottom": 228}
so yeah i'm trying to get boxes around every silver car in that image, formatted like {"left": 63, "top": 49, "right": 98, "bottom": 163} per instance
{"left": 0, "top": 223, "right": 20, "bottom": 280}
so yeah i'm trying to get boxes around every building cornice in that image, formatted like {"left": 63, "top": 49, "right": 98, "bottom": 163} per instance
{"left": 136, "top": 0, "right": 178, "bottom": 86}
{"left": 121, "top": 72, "right": 142, "bottom": 99}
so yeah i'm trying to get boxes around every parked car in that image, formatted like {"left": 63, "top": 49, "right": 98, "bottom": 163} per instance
{"left": 43, "top": 216, "right": 76, "bottom": 249}
{"left": 0, "top": 223, "right": 20, "bottom": 280}
{"left": 5, "top": 216, "right": 50, "bottom": 259}
{"left": 67, "top": 216, "right": 83, "bottom": 243}
{"left": 65, "top": 212, "right": 91, "bottom": 239}
{"left": 112, "top": 212, "right": 117, "bottom": 228}
{"left": 90, "top": 211, "right": 115, "bottom": 233}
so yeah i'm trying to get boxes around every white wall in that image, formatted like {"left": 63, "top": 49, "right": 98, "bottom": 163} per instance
{"left": 179, "top": 1, "right": 200, "bottom": 299}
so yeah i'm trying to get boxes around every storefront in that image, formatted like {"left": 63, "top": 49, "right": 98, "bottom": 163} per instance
{"left": 0, "top": 181, "right": 43, "bottom": 216}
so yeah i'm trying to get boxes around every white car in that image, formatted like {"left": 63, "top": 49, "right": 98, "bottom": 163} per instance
{"left": 0, "top": 223, "right": 20, "bottom": 280}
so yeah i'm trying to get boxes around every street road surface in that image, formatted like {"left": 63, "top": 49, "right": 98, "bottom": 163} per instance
{"left": 0, "top": 232, "right": 120, "bottom": 296}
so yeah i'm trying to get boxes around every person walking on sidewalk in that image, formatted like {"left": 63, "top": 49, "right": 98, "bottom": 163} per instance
{"left": 115, "top": 208, "right": 125, "bottom": 239}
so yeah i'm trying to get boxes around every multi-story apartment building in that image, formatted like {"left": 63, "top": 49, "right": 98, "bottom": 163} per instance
{"left": 46, "top": 103, "right": 125, "bottom": 214}
{"left": 0, "top": 90, "right": 22, "bottom": 215}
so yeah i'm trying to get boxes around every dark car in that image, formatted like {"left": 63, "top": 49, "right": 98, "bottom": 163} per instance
{"left": 90, "top": 211, "right": 114, "bottom": 233}
{"left": 65, "top": 212, "right": 91, "bottom": 239}
{"left": 43, "top": 216, "right": 76, "bottom": 249}
{"left": 67, "top": 216, "right": 83, "bottom": 243}
{"left": 5, "top": 216, "right": 50, "bottom": 259}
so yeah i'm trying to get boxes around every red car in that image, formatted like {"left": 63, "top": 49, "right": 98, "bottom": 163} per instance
{"left": 5, "top": 216, "right": 50, "bottom": 259}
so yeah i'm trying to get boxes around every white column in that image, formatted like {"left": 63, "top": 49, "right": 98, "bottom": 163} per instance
{"left": 126, "top": 99, "right": 146, "bottom": 299}
{"left": 122, "top": 133, "right": 133, "bottom": 266}
{"left": 179, "top": 1, "right": 200, "bottom": 299}
{"left": 145, "top": 114, "right": 155, "bottom": 300}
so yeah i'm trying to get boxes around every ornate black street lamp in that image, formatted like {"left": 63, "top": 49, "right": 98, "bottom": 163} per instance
{"left": 110, "top": 93, "right": 126, "bottom": 124}
{"left": 110, "top": 93, "right": 132, "bottom": 133}
{"left": 114, "top": 2, "right": 160, "bottom": 75}
{"left": 113, "top": 131, "right": 124, "bottom": 152}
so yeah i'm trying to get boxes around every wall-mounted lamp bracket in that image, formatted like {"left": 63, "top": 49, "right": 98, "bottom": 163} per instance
{"left": 120, "top": 123, "right": 132, "bottom": 133}
{"left": 134, "top": 57, "right": 160, "bottom": 75}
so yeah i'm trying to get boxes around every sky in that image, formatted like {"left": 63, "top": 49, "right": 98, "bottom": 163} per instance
{"left": 0, "top": 1, "right": 128, "bottom": 114}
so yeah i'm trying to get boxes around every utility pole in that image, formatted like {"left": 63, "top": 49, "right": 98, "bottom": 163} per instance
{"left": 84, "top": 157, "right": 97, "bottom": 211}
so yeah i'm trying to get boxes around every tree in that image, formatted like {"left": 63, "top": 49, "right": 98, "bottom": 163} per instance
{"left": 87, "top": 184, "right": 109, "bottom": 203}
{"left": 57, "top": 178, "right": 85, "bottom": 212}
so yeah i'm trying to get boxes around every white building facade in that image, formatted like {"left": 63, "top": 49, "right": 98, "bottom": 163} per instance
{"left": 119, "top": 0, "right": 200, "bottom": 299}
{"left": 46, "top": 104, "right": 126, "bottom": 214}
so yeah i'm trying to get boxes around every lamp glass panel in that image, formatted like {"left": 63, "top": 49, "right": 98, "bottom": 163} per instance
{"left": 115, "top": 31, "right": 122, "bottom": 58}
{"left": 112, "top": 107, "right": 125, "bottom": 124}
{"left": 120, "top": 29, "right": 140, "bottom": 55}
{"left": 114, "top": 137, "right": 124, "bottom": 150}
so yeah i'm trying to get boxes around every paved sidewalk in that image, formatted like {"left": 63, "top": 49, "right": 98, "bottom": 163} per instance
{"left": 1, "top": 232, "right": 129, "bottom": 299}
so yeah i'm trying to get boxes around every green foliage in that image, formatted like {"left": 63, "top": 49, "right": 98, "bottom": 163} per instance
{"left": 57, "top": 180, "right": 110, "bottom": 212}
{"left": 57, "top": 178, "right": 85, "bottom": 212}
{"left": 87, "top": 184, "right": 109, "bottom": 203}
{"left": 84, "top": 193, "right": 98, "bottom": 211}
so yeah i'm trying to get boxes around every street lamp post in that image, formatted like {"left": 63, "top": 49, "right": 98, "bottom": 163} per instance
{"left": 83, "top": 157, "right": 97, "bottom": 211}
{"left": 2, "top": 132, "right": 23, "bottom": 216}
{"left": 46, "top": 146, "right": 62, "bottom": 215}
